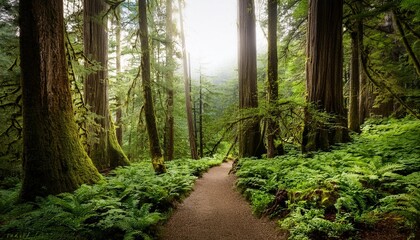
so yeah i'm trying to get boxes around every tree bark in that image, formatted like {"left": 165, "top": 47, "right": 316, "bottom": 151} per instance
{"left": 179, "top": 0, "right": 198, "bottom": 160}
{"left": 199, "top": 74, "right": 204, "bottom": 158}
{"left": 115, "top": 5, "right": 123, "bottom": 145}
{"left": 19, "top": 0, "right": 101, "bottom": 201}
{"left": 84, "top": 0, "right": 129, "bottom": 170}
{"left": 349, "top": 30, "right": 361, "bottom": 133}
{"left": 266, "top": 0, "right": 284, "bottom": 158}
{"left": 357, "top": 16, "right": 372, "bottom": 125}
{"left": 163, "top": 0, "right": 175, "bottom": 161}
{"left": 302, "top": 0, "right": 349, "bottom": 152}
{"left": 238, "top": 0, "right": 265, "bottom": 158}
{"left": 139, "top": 0, "right": 166, "bottom": 174}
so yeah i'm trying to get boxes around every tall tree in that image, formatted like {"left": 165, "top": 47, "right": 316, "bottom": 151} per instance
{"left": 84, "top": 0, "right": 129, "bottom": 170}
{"left": 19, "top": 0, "right": 101, "bottom": 201}
{"left": 115, "top": 5, "right": 123, "bottom": 145}
{"left": 266, "top": 0, "right": 284, "bottom": 157}
{"left": 348, "top": 10, "right": 361, "bottom": 133}
{"left": 302, "top": 0, "right": 349, "bottom": 152}
{"left": 179, "top": 0, "right": 199, "bottom": 160}
{"left": 163, "top": 0, "right": 175, "bottom": 161}
{"left": 358, "top": 12, "right": 371, "bottom": 125}
{"left": 238, "top": 0, "right": 265, "bottom": 158}
{"left": 139, "top": 0, "right": 166, "bottom": 173}
{"left": 199, "top": 74, "right": 204, "bottom": 158}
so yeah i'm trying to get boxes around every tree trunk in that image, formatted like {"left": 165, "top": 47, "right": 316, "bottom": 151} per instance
{"left": 139, "top": 0, "right": 166, "bottom": 174}
{"left": 163, "top": 0, "right": 175, "bottom": 161}
{"left": 238, "top": 0, "right": 265, "bottom": 158}
{"left": 19, "top": 0, "right": 101, "bottom": 201}
{"left": 179, "top": 0, "right": 199, "bottom": 159}
{"left": 302, "top": 0, "right": 349, "bottom": 152}
{"left": 348, "top": 30, "right": 361, "bottom": 133}
{"left": 199, "top": 74, "right": 204, "bottom": 158}
{"left": 266, "top": 0, "right": 284, "bottom": 158}
{"left": 83, "top": 0, "right": 129, "bottom": 170}
{"left": 358, "top": 16, "right": 371, "bottom": 124}
{"left": 115, "top": 6, "right": 123, "bottom": 145}
{"left": 116, "top": 97, "right": 123, "bottom": 145}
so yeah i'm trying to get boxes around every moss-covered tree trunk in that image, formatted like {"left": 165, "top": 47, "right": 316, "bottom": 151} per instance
{"left": 266, "top": 0, "right": 284, "bottom": 158}
{"left": 238, "top": 0, "right": 265, "bottom": 158}
{"left": 164, "top": 0, "right": 175, "bottom": 161}
{"left": 19, "top": 0, "right": 101, "bottom": 201}
{"left": 349, "top": 29, "right": 361, "bottom": 133}
{"left": 179, "top": 0, "right": 199, "bottom": 160}
{"left": 83, "top": 0, "right": 129, "bottom": 170}
{"left": 139, "top": 0, "right": 166, "bottom": 174}
{"left": 302, "top": 0, "right": 349, "bottom": 152}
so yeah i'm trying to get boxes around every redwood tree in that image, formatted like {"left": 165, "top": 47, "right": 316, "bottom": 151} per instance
{"left": 348, "top": 29, "right": 361, "bottom": 133}
{"left": 348, "top": 0, "right": 363, "bottom": 133}
{"left": 266, "top": 0, "right": 284, "bottom": 157}
{"left": 179, "top": 0, "right": 198, "bottom": 159}
{"left": 238, "top": 0, "right": 265, "bottom": 158}
{"left": 19, "top": 0, "right": 101, "bottom": 201}
{"left": 302, "top": 0, "right": 349, "bottom": 152}
{"left": 115, "top": 5, "right": 123, "bottom": 145}
{"left": 163, "top": 0, "right": 175, "bottom": 161}
{"left": 83, "top": 0, "right": 129, "bottom": 170}
{"left": 139, "top": 0, "right": 166, "bottom": 173}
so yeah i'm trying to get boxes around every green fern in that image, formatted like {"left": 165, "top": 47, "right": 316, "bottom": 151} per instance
{"left": 381, "top": 186, "right": 420, "bottom": 234}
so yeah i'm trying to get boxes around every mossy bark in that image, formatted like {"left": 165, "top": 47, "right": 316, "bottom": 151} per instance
{"left": 83, "top": 0, "right": 129, "bottom": 170}
{"left": 139, "top": 0, "right": 166, "bottom": 174}
{"left": 108, "top": 117, "right": 129, "bottom": 169}
{"left": 302, "top": 0, "right": 350, "bottom": 152}
{"left": 19, "top": 0, "right": 101, "bottom": 201}
{"left": 349, "top": 30, "right": 361, "bottom": 133}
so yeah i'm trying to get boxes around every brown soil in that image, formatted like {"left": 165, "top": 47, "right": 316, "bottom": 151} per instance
{"left": 159, "top": 161, "right": 285, "bottom": 240}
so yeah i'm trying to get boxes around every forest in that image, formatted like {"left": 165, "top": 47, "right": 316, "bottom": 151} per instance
{"left": 0, "top": 0, "right": 419, "bottom": 239}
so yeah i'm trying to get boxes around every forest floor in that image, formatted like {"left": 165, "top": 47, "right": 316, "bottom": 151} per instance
{"left": 159, "top": 161, "right": 286, "bottom": 240}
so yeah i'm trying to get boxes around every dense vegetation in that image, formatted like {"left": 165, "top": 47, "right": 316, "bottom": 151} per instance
{"left": 0, "top": 157, "right": 222, "bottom": 239}
{"left": 235, "top": 118, "right": 420, "bottom": 239}
{"left": 0, "top": 0, "right": 419, "bottom": 239}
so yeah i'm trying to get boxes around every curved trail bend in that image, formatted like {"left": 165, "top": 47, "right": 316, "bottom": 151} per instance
{"left": 160, "top": 161, "right": 284, "bottom": 240}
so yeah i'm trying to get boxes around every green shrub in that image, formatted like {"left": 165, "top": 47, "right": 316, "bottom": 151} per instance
{"left": 236, "top": 118, "right": 420, "bottom": 239}
{"left": 0, "top": 157, "right": 223, "bottom": 239}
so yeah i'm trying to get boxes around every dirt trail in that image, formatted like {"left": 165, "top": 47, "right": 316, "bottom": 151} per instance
{"left": 160, "top": 161, "right": 284, "bottom": 240}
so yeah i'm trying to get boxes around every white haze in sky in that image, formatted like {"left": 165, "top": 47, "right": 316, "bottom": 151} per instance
{"left": 184, "top": 0, "right": 266, "bottom": 80}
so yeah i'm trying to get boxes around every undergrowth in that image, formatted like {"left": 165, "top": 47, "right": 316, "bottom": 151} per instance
{"left": 235, "top": 118, "right": 420, "bottom": 240}
{"left": 0, "top": 157, "right": 222, "bottom": 240}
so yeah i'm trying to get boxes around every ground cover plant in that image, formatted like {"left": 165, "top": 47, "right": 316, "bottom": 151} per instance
{"left": 235, "top": 118, "right": 420, "bottom": 239}
{"left": 0, "top": 157, "right": 222, "bottom": 240}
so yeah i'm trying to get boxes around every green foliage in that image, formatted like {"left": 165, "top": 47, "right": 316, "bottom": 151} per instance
{"left": 236, "top": 118, "right": 420, "bottom": 239}
{"left": 0, "top": 0, "right": 21, "bottom": 177}
{"left": 0, "top": 157, "right": 223, "bottom": 239}
{"left": 381, "top": 186, "right": 420, "bottom": 237}
{"left": 281, "top": 205, "right": 354, "bottom": 240}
